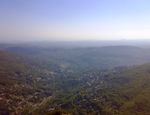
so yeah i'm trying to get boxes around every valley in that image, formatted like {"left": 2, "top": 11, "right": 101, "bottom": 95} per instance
{"left": 0, "top": 45, "right": 150, "bottom": 115}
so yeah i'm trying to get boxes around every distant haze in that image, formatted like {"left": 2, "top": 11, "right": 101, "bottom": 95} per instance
{"left": 0, "top": 0, "right": 150, "bottom": 42}
{"left": 1, "top": 40, "right": 150, "bottom": 49}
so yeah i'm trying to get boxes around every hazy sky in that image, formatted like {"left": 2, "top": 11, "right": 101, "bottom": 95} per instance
{"left": 1, "top": 0, "right": 150, "bottom": 42}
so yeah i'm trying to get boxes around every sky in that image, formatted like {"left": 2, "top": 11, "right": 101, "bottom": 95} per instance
{"left": 0, "top": 0, "right": 150, "bottom": 42}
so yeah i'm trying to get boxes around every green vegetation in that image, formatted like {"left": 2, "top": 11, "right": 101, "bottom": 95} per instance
{"left": 0, "top": 46, "right": 150, "bottom": 115}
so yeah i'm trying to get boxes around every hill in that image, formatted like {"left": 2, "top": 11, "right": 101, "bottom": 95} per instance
{"left": 0, "top": 46, "right": 150, "bottom": 115}
{"left": 6, "top": 45, "right": 150, "bottom": 71}
{"left": 0, "top": 51, "right": 56, "bottom": 114}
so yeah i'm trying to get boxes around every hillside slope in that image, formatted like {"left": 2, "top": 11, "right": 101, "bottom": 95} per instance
{"left": 0, "top": 51, "right": 55, "bottom": 114}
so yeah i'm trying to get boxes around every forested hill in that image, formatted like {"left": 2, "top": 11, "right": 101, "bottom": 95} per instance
{"left": 5, "top": 45, "right": 150, "bottom": 71}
